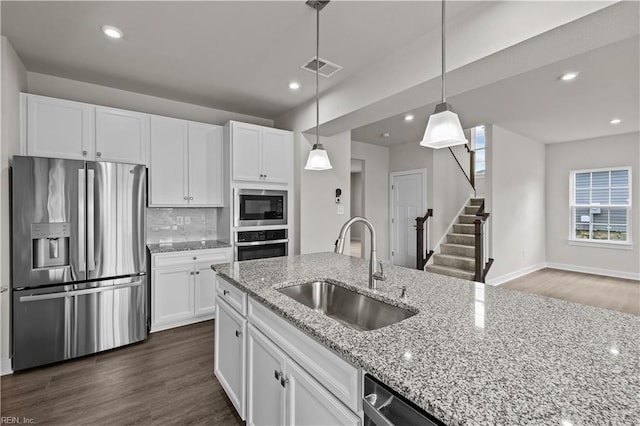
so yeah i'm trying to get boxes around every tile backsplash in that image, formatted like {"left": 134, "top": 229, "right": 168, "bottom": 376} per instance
{"left": 147, "top": 208, "right": 218, "bottom": 243}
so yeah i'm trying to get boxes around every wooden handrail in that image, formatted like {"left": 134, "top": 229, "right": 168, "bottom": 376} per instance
{"left": 473, "top": 199, "right": 493, "bottom": 282}
{"left": 415, "top": 209, "right": 434, "bottom": 270}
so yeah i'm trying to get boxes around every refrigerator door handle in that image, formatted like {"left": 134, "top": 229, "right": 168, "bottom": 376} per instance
{"left": 78, "top": 168, "right": 86, "bottom": 272}
{"left": 87, "top": 169, "right": 96, "bottom": 272}
{"left": 19, "top": 280, "right": 145, "bottom": 302}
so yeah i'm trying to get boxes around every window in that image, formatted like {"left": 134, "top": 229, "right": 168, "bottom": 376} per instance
{"left": 472, "top": 125, "right": 485, "bottom": 176}
{"left": 570, "top": 167, "right": 631, "bottom": 244}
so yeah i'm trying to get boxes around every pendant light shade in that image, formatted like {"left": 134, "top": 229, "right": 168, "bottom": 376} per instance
{"left": 420, "top": 0, "right": 467, "bottom": 149}
{"left": 420, "top": 102, "right": 467, "bottom": 149}
{"left": 304, "top": 0, "right": 332, "bottom": 171}
{"left": 305, "top": 143, "right": 332, "bottom": 170}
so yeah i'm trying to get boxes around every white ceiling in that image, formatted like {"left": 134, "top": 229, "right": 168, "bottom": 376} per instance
{"left": 352, "top": 34, "right": 640, "bottom": 145}
{"left": 2, "top": 1, "right": 637, "bottom": 146}
{"left": 0, "top": 0, "right": 483, "bottom": 119}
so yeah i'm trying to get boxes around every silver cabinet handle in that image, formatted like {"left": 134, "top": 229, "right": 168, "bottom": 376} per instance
{"left": 184, "top": 196, "right": 188, "bottom": 200}
{"left": 280, "top": 375, "right": 289, "bottom": 388}
{"left": 193, "top": 257, "right": 197, "bottom": 260}
{"left": 235, "top": 330, "right": 241, "bottom": 338}
{"left": 96, "top": 152, "right": 102, "bottom": 157}
{"left": 189, "top": 196, "right": 193, "bottom": 200}
{"left": 82, "top": 150, "right": 88, "bottom": 156}
{"left": 196, "top": 271, "right": 200, "bottom": 275}
{"left": 223, "top": 289, "right": 229, "bottom": 296}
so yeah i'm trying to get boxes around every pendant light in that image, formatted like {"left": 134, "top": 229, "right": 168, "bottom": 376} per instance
{"left": 420, "top": 0, "right": 468, "bottom": 149}
{"left": 304, "top": 0, "right": 332, "bottom": 170}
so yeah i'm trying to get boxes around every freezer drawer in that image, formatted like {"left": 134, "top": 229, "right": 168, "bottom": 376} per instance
{"left": 12, "top": 275, "right": 147, "bottom": 371}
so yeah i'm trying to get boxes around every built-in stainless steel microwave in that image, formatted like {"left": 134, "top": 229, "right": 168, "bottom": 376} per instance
{"left": 234, "top": 189, "right": 287, "bottom": 227}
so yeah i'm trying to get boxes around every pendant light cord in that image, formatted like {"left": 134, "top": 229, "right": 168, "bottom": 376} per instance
{"left": 316, "top": 3, "right": 320, "bottom": 145}
{"left": 441, "top": 0, "right": 446, "bottom": 103}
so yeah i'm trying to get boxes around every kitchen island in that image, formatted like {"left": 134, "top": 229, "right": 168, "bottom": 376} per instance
{"left": 212, "top": 252, "right": 639, "bottom": 425}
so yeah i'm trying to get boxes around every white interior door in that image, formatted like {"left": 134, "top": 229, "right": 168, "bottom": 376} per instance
{"left": 390, "top": 170, "right": 426, "bottom": 268}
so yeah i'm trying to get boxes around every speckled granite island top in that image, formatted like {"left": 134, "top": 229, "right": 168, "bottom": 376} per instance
{"left": 147, "top": 240, "right": 231, "bottom": 254}
{"left": 212, "top": 252, "right": 639, "bottom": 426}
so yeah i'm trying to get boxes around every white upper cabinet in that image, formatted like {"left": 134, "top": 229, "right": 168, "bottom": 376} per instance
{"left": 95, "top": 107, "right": 149, "bottom": 164}
{"left": 23, "top": 94, "right": 147, "bottom": 165}
{"left": 188, "top": 122, "right": 223, "bottom": 206}
{"left": 230, "top": 121, "right": 292, "bottom": 184}
{"left": 149, "top": 116, "right": 189, "bottom": 206}
{"left": 25, "top": 94, "right": 94, "bottom": 160}
{"left": 149, "top": 117, "right": 223, "bottom": 207}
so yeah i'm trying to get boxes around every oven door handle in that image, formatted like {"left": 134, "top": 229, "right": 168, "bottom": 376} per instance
{"left": 235, "top": 239, "right": 289, "bottom": 247}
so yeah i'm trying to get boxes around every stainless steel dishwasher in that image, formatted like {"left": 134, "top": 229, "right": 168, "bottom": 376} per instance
{"left": 363, "top": 374, "right": 444, "bottom": 426}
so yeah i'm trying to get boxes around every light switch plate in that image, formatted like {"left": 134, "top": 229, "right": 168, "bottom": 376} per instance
{"left": 184, "top": 216, "right": 191, "bottom": 225}
{"left": 337, "top": 205, "right": 345, "bottom": 215}
{"left": 176, "top": 216, "right": 184, "bottom": 225}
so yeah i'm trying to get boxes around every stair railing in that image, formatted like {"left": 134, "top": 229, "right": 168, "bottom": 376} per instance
{"left": 448, "top": 144, "right": 476, "bottom": 195}
{"left": 474, "top": 201, "right": 494, "bottom": 282}
{"left": 415, "top": 209, "right": 434, "bottom": 270}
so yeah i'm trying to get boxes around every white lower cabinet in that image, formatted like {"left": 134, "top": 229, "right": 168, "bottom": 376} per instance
{"left": 247, "top": 324, "right": 360, "bottom": 426}
{"left": 215, "top": 298, "right": 247, "bottom": 420}
{"left": 151, "top": 248, "right": 232, "bottom": 332}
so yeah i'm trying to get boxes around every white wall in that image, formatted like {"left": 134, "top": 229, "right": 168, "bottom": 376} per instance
{"left": 486, "top": 126, "right": 546, "bottom": 284}
{"left": 300, "top": 132, "right": 351, "bottom": 254}
{"left": 351, "top": 141, "right": 390, "bottom": 261}
{"left": 27, "top": 72, "right": 273, "bottom": 127}
{"left": 545, "top": 132, "right": 640, "bottom": 279}
{"left": 1, "top": 37, "right": 28, "bottom": 374}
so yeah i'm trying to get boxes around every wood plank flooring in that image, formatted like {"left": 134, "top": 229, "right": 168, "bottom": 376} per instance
{"left": 0, "top": 320, "right": 243, "bottom": 425}
{"left": 501, "top": 268, "right": 640, "bottom": 316}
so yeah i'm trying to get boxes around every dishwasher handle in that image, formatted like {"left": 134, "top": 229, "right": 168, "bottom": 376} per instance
{"left": 363, "top": 398, "right": 395, "bottom": 426}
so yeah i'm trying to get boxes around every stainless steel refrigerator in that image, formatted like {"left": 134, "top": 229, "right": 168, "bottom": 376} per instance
{"left": 11, "top": 156, "right": 147, "bottom": 371}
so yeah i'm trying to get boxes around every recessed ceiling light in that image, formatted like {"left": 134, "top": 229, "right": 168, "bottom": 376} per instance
{"left": 404, "top": 114, "right": 414, "bottom": 122}
{"left": 560, "top": 72, "right": 578, "bottom": 81}
{"left": 288, "top": 81, "right": 300, "bottom": 90}
{"left": 381, "top": 132, "right": 390, "bottom": 138}
{"left": 101, "top": 25, "right": 123, "bottom": 40}
{"left": 609, "top": 346, "right": 620, "bottom": 356}
{"left": 610, "top": 118, "right": 622, "bottom": 125}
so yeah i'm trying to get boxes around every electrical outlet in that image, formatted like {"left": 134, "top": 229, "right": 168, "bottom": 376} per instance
{"left": 184, "top": 216, "right": 191, "bottom": 225}
{"left": 337, "top": 205, "right": 345, "bottom": 215}
{"left": 176, "top": 216, "right": 184, "bottom": 225}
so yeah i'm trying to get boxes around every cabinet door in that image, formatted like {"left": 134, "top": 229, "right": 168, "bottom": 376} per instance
{"left": 149, "top": 116, "right": 189, "bottom": 206}
{"left": 151, "top": 266, "right": 194, "bottom": 329}
{"left": 95, "top": 107, "right": 149, "bottom": 165}
{"left": 285, "top": 360, "right": 361, "bottom": 426}
{"left": 215, "top": 299, "right": 247, "bottom": 420}
{"left": 261, "top": 128, "right": 292, "bottom": 184}
{"left": 26, "top": 95, "right": 94, "bottom": 160}
{"left": 188, "top": 122, "right": 223, "bottom": 206}
{"left": 247, "top": 325, "right": 286, "bottom": 426}
{"left": 193, "top": 262, "right": 217, "bottom": 317}
{"left": 232, "top": 122, "right": 262, "bottom": 182}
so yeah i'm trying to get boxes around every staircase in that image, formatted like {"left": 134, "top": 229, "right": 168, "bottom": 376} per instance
{"left": 425, "top": 198, "right": 484, "bottom": 281}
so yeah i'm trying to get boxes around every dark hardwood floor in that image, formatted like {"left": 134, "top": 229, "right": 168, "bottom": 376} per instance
{"left": 501, "top": 268, "right": 640, "bottom": 316}
{"left": 0, "top": 320, "right": 243, "bottom": 425}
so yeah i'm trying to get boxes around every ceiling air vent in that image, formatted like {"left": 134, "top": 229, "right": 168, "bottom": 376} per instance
{"left": 301, "top": 56, "right": 343, "bottom": 78}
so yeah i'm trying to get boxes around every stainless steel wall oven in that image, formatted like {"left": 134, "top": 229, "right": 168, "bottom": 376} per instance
{"left": 235, "top": 229, "right": 288, "bottom": 261}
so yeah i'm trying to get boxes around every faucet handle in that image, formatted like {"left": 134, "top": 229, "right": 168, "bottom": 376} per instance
{"left": 373, "top": 261, "right": 386, "bottom": 281}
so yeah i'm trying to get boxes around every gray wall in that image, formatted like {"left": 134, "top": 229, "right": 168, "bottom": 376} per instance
{"left": 27, "top": 72, "right": 273, "bottom": 127}
{"left": 1, "top": 37, "right": 28, "bottom": 373}
{"left": 545, "top": 132, "right": 640, "bottom": 279}
{"left": 350, "top": 172, "right": 363, "bottom": 241}
{"left": 486, "top": 126, "right": 547, "bottom": 284}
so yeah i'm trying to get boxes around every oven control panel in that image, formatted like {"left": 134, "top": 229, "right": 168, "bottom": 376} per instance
{"left": 237, "top": 229, "right": 288, "bottom": 243}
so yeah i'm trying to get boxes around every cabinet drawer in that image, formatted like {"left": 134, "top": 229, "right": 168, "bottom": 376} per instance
{"left": 152, "top": 248, "right": 231, "bottom": 269}
{"left": 248, "top": 297, "right": 361, "bottom": 413}
{"left": 216, "top": 276, "right": 247, "bottom": 316}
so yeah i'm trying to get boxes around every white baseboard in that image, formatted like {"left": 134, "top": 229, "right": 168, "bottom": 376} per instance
{"left": 545, "top": 262, "right": 640, "bottom": 281}
{"left": 1, "top": 358, "right": 13, "bottom": 376}
{"left": 487, "top": 263, "right": 546, "bottom": 286}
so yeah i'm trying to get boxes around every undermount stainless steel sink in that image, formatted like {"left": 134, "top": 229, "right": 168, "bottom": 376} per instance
{"left": 278, "top": 280, "right": 416, "bottom": 331}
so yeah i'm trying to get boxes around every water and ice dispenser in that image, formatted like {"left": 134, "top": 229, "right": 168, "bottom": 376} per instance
{"left": 31, "top": 223, "right": 70, "bottom": 268}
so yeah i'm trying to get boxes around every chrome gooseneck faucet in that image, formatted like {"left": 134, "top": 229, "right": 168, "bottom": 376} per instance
{"left": 334, "top": 216, "right": 386, "bottom": 289}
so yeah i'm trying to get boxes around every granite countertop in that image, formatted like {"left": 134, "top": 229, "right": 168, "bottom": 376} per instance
{"left": 147, "top": 239, "right": 231, "bottom": 254}
{"left": 212, "top": 252, "right": 639, "bottom": 426}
